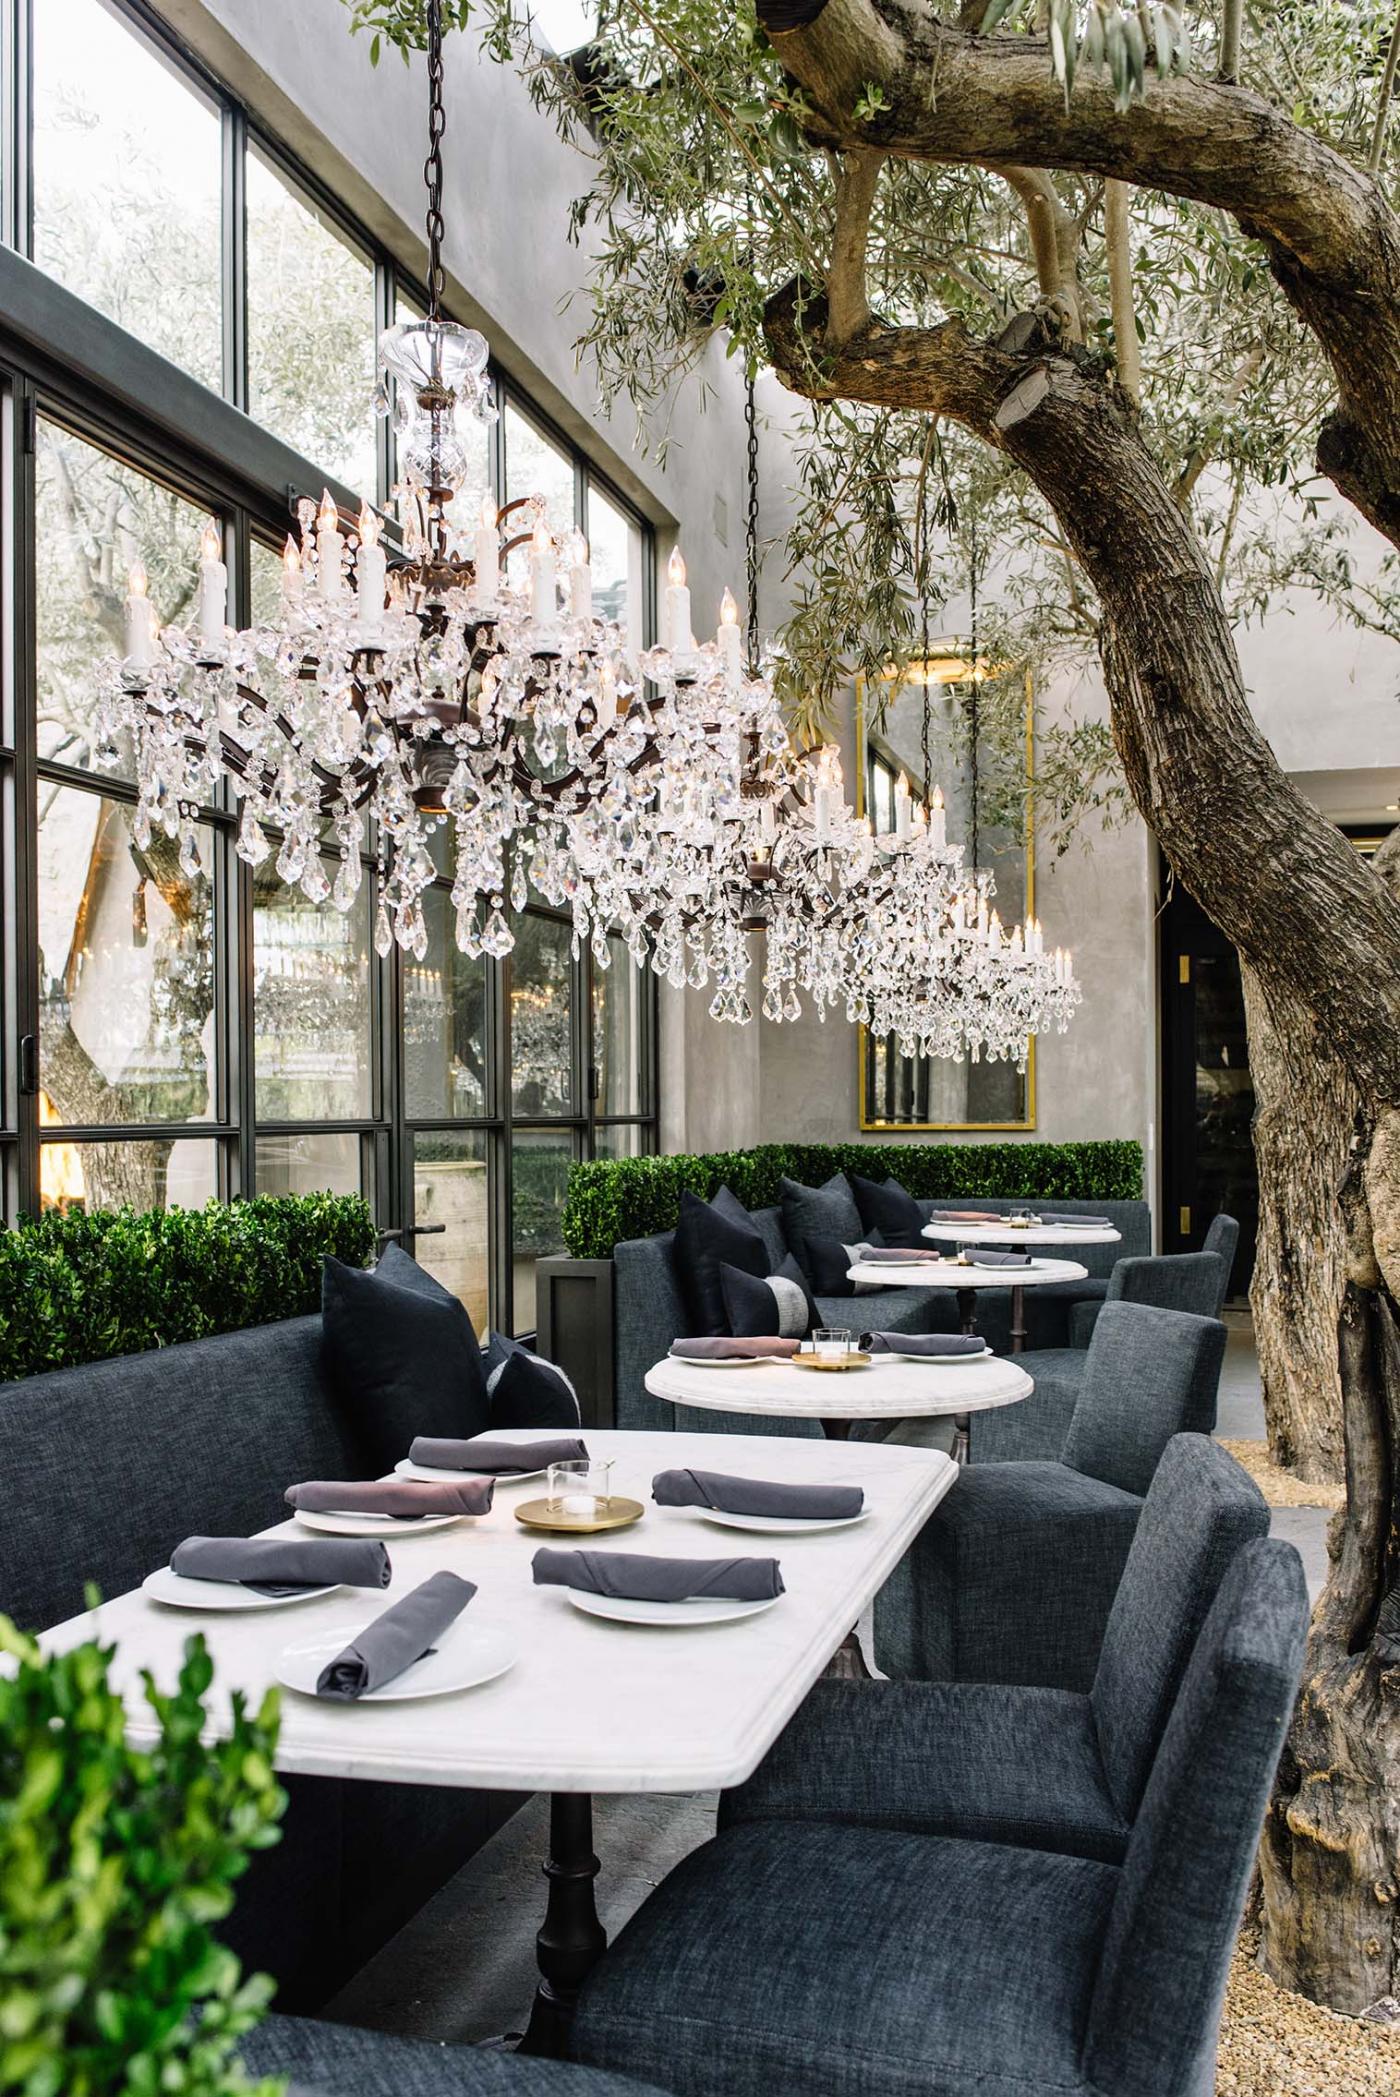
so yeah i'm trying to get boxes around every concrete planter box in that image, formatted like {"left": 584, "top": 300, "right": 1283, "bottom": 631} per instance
{"left": 535, "top": 1256, "right": 615, "bottom": 1427}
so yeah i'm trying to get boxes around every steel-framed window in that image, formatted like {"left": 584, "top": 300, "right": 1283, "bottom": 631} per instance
{"left": 0, "top": 0, "right": 657, "bottom": 1331}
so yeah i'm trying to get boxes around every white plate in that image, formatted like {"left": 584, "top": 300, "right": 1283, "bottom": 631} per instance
{"left": 697, "top": 1507, "right": 869, "bottom": 1535}
{"left": 565, "top": 1589, "right": 781, "bottom": 1626}
{"left": 293, "top": 1508, "right": 468, "bottom": 1536}
{"left": 275, "top": 1622, "right": 518, "bottom": 1702}
{"left": 142, "top": 1566, "right": 343, "bottom": 1612}
{"left": 869, "top": 1346, "right": 994, "bottom": 1365}
{"left": 396, "top": 1457, "right": 547, "bottom": 1485}
{"left": 667, "top": 1354, "right": 778, "bottom": 1370}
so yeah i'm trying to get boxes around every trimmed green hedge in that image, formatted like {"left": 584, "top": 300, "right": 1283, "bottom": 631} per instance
{"left": 561, "top": 1140, "right": 1144, "bottom": 1260}
{"left": 0, "top": 1193, "right": 376, "bottom": 1385}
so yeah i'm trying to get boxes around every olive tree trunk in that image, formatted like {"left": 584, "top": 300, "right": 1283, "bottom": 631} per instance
{"left": 752, "top": 0, "right": 1400, "bottom": 2007}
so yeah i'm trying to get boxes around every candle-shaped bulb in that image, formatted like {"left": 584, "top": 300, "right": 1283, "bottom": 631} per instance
{"left": 129, "top": 561, "right": 148, "bottom": 598}
{"left": 717, "top": 585, "right": 743, "bottom": 682}
{"left": 358, "top": 502, "right": 381, "bottom": 548}
{"left": 282, "top": 534, "right": 300, "bottom": 578}
{"left": 668, "top": 545, "right": 687, "bottom": 589}
{"left": 720, "top": 586, "right": 738, "bottom": 625}
{"left": 928, "top": 779, "right": 947, "bottom": 849}
{"left": 664, "top": 544, "right": 693, "bottom": 653}
{"left": 200, "top": 522, "right": 221, "bottom": 563}
{"left": 318, "top": 489, "right": 339, "bottom": 531}
{"left": 480, "top": 490, "right": 497, "bottom": 529}
{"left": 931, "top": 783, "right": 944, "bottom": 810}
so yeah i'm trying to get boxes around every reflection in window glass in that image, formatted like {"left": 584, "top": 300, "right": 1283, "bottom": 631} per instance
{"left": 511, "top": 914, "right": 575, "bottom": 1116}
{"left": 593, "top": 936, "right": 646, "bottom": 1116}
{"left": 512, "top": 1128, "right": 575, "bottom": 1334}
{"left": 253, "top": 867, "right": 372, "bottom": 1119}
{"left": 38, "top": 788, "right": 215, "bottom": 1141}
{"left": 33, "top": 0, "right": 222, "bottom": 390}
{"left": 256, "top": 1131, "right": 364, "bottom": 1198}
{"left": 250, "top": 537, "right": 289, "bottom": 628}
{"left": 405, "top": 888, "right": 489, "bottom": 1119}
{"left": 36, "top": 422, "right": 211, "bottom": 773}
{"left": 505, "top": 406, "right": 575, "bottom": 586}
{"left": 588, "top": 485, "right": 645, "bottom": 656}
{"left": 247, "top": 149, "right": 377, "bottom": 497}
{"left": 40, "top": 1135, "right": 218, "bottom": 1215}
{"left": 414, "top": 1130, "right": 490, "bottom": 1331}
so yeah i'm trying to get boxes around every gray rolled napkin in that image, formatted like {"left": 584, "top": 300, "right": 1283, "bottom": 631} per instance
{"left": 170, "top": 1535, "right": 391, "bottom": 1596}
{"left": 652, "top": 1468, "right": 863, "bottom": 1520}
{"left": 854, "top": 1244, "right": 943, "bottom": 1265}
{"left": 1040, "top": 1213, "right": 1112, "bottom": 1228}
{"left": 669, "top": 1336, "right": 801, "bottom": 1360}
{"left": 860, "top": 1331, "right": 988, "bottom": 1356}
{"left": 958, "top": 1248, "right": 1032, "bottom": 1268}
{"left": 285, "top": 1477, "right": 494, "bottom": 1517}
{"left": 314, "top": 1569, "right": 478, "bottom": 1700}
{"left": 409, "top": 1434, "right": 588, "bottom": 1473}
{"left": 532, "top": 1547, "right": 784, "bottom": 1602}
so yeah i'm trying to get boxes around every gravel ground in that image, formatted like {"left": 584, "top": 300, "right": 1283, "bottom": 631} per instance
{"left": 1218, "top": 1929, "right": 1400, "bottom": 2093}
{"left": 1218, "top": 1438, "right": 1345, "bottom": 1512}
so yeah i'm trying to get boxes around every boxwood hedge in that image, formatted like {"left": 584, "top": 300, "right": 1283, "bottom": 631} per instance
{"left": 0, "top": 1192, "right": 376, "bottom": 1384}
{"left": 561, "top": 1139, "right": 1144, "bottom": 1260}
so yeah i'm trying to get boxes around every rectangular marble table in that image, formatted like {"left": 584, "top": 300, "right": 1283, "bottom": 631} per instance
{"left": 42, "top": 1427, "right": 955, "bottom": 2051}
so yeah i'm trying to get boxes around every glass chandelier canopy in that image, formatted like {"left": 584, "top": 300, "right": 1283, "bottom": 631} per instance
{"left": 93, "top": 0, "right": 1078, "bottom": 1065}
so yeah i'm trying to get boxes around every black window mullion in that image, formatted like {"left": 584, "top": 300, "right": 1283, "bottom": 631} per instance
{"left": 9, "top": 367, "right": 39, "bottom": 1216}
{"left": 2, "top": 0, "right": 31, "bottom": 259}
{"left": 221, "top": 100, "right": 248, "bottom": 412}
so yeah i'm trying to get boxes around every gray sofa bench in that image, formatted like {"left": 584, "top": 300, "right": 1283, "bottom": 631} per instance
{"left": 0, "top": 1314, "right": 523, "bottom": 2011}
{"left": 613, "top": 1196, "right": 1151, "bottom": 1433}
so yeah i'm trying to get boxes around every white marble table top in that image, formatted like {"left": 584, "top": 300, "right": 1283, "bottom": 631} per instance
{"left": 847, "top": 1255, "right": 1089, "bottom": 1291}
{"left": 646, "top": 1352, "right": 1034, "bottom": 1420}
{"left": 922, "top": 1220, "right": 1121, "bottom": 1247}
{"left": 40, "top": 1428, "right": 954, "bottom": 1796}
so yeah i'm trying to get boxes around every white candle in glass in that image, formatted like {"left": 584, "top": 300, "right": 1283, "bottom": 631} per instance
{"left": 567, "top": 532, "right": 593, "bottom": 620}
{"left": 475, "top": 492, "right": 499, "bottom": 608}
{"left": 124, "top": 563, "right": 157, "bottom": 671}
{"left": 717, "top": 587, "right": 743, "bottom": 684}
{"left": 561, "top": 1491, "right": 598, "bottom": 1516}
{"left": 530, "top": 523, "right": 557, "bottom": 626}
{"left": 928, "top": 783, "right": 947, "bottom": 850}
{"left": 317, "top": 489, "right": 343, "bottom": 599}
{"left": 355, "top": 503, "right": 386, "bottom": 633}
{"left": 197, "top": 523, "right": 227, "bottom": 650}
{"left": 664, "top": 545, "right": 692, "bottom": 653}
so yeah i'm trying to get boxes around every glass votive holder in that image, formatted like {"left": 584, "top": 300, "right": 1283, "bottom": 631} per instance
{"left": 813, "top": 1326, "right": 852, "bottom": 1362}
{"left": 547, "top": 1459, "right": 614, "bottom": 1519}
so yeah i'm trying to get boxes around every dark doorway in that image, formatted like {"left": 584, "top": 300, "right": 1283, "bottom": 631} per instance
{"left": 1159, "top": 863, "right": 1257, "bottom": 1300}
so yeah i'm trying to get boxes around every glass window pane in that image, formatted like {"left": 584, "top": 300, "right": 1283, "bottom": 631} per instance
{"left": 247, "top": 149, "right": 377, "bottom": 498}
{"left": 588, "top": 485, "right": 645, "bottom": 656}
{"left": 405, "top": 888, "right": 489, "bottom": 1119}
{"left": 36, "top": 421, "right": 213, "bottom": 774}
{"left": 594, "top": 1122, "right": 647, "bottom": 1160}
{"left": 253, "top": 863, "right": 373, "bottom": 1120}
{"left": 593, "top": 935, "right": 645, "bottom": 1116}
{"left": 38, "top": 787, "right": 215, "bottom": 1126}
{"left": 41, "top": 1135, "right": 218, "bottom": 1215}
{"left": 505, "top": 405, "right": 575, "bottom": 586}
{"left": 511, "top": 913, "right": 575, "bottom": 1116}
{"left": 256, "top": 1131, "right": 364, "bottom": 1198}
{"left": 413, "top": 1130, "right": 490, "bottom": 1331}
{"left": 32, "top": 0, "right": 222, "bottom": 390}
{"left": 512, "top": 1128, "right": 575, "bottom": 1334}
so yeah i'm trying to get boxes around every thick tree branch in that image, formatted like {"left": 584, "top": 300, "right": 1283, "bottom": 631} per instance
{"left": 764, "top": 279, "right": 1400, "bottom": 1103}
{"left": 825, "top": 146, "right": 883, "bottom": 349}
{"left": 995, "top": 164, "right": 1084, "bottom": 340}
{"left": 758, "top": 0, "right": 1400, "bottom": 550}
{"left": 1104, "top": 179, "right": 1139, "bottom": 404}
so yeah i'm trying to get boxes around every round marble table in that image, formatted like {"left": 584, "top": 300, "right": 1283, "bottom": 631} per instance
{"left": 645, "top": 1348, "right": 1034, "bottom": 1461}
{"left": 920, "top": 1221, "right": 1121, "bottom": 1250}
{"left": 847, "top": 1253, "right": 1090, "bottom": 1356}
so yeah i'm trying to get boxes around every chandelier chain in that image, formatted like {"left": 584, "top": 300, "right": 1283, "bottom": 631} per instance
{"left": 968, "top": 527, "right": 980, "bottom": 872}
{"left": 744, "top": 372, "right": 760, "bottom": 672}
{"left": 424, "top": 0, "right": 447, "bottom": 322}
{"left": 918, "top": 463, "right": 932, "bottom": 812}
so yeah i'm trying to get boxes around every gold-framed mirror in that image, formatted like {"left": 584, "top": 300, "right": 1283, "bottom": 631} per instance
{"left": 857, "top": 657, "right": 1036, "bottom": 1131}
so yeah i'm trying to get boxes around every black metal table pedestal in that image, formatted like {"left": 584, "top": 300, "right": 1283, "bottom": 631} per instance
{"left": 518, "top": 1791, "right": 608, "bottom": 2058}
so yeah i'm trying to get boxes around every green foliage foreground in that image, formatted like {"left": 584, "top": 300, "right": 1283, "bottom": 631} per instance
{"left": 0, "top": 1615, "right": 285, "bottom": 2097}
{"left": 562, "top": 1137, "right": 1143, "bottom": 1256}
{"left": 0, "top": 1195, "right": 376, "bottom": 1386}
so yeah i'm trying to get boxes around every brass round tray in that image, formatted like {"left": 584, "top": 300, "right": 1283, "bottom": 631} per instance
{"left": 790, "top": 1352, "right": 872, "bottom": 1373}
{"left": 514, "top": 1495, "right": 645, "bottom": 1535}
